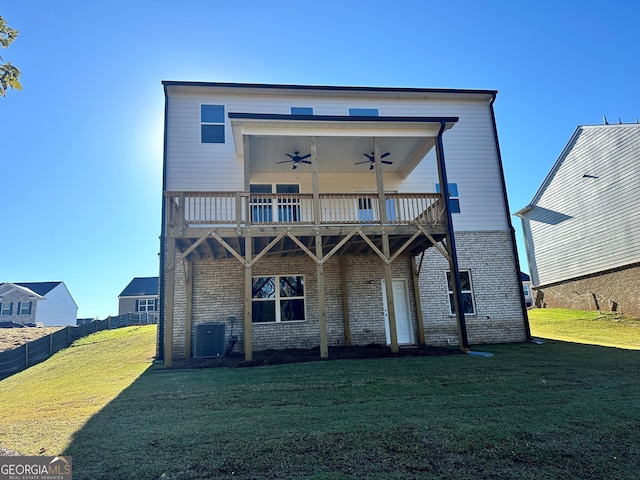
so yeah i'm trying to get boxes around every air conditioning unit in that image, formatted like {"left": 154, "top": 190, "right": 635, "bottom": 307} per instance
{"left": 194, "top": 322, "right": 226, "bottom": 358}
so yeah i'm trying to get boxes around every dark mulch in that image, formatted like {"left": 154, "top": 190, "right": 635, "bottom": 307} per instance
{"left": 168, "top": 343, "right": 461, "bottom": 370}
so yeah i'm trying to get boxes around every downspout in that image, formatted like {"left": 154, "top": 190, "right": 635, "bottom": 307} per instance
{"left": 157, "top": 83, "right": 170, "bottom": 360}
{"left": 488, "top": 95, "right": 532, "bottom": 340}
{"left": 435, "top": 121, "right": 470, "bottom": 351}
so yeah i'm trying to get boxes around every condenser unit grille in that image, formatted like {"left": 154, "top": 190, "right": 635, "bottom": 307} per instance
{"left": 194, "top": 322, "right": 226, "bottom": 358}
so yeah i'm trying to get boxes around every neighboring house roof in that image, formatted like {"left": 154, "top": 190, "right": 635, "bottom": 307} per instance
{"left": 119, "top": 277, "right": 159, "bottom": 297}
{"left": 13, "top": 281, "right": 62, "bottom": 296}
{"left": 520, "top": 272, "right": 531, "bottom": 282}
{"left": 0, "top": 283, "right": 47, "bottom": 300}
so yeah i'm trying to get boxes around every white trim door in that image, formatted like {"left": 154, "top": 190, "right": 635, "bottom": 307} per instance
{"left": 382, "top": 279, "right": 414, "bottom": 345}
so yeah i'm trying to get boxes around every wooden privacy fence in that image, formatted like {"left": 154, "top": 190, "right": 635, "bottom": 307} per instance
{"left": 0, "top": 313, "right": 157, "bottom": 381}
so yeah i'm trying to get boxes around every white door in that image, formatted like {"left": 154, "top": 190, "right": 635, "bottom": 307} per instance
{"left": 382, "top": 279, "right": 414, "bottom": 345}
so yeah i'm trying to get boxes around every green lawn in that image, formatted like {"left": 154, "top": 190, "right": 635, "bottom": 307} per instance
{"left": 529, "top": 308, "right": 640, "bottom": 349}
{"left": 1, "top": 312, "right": 639, "bottom": 479}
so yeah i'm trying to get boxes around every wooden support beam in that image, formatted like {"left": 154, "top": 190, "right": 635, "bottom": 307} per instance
{"left": 316, "top": 233, "right": 328, "bottom": 358}
{"left": 382, "top": 232, "right": 399, "bottom": 353}
{"left": 243, "top": 233, "right": 253, "bottom": 361}
{"left": 185, "top": 260, "right": 193, "bottom": 359}
{"left": 411, "top": 256, "right": 426, "bottom": 345}
{"left": 340, "top": 256, "right": 351, "bottom": 346}
{"left": 163, "top": 236, "right": 176, "bottom": 367}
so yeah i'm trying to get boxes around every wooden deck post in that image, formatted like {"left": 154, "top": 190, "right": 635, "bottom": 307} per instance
{"left": 185, "top": 260, "right": 193, "bottom": 360}
{"left": 164, "top": 236, "right": 176, "bottom": 367}
{"left": 340, "top": 256, "right": 351, "bottom": 346}
{"left": 311, "top": 138, "right": 328, "bottom": 358}
{"left": 411, "top": 257, "right": 426, "bottom": 345}
{"left": 243, "top": 235, "right": 253, "bottom": 361}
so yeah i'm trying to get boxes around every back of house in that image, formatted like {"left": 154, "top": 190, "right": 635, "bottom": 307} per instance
{"left": 160, "top": 81, "right": 529, "bottom": 364}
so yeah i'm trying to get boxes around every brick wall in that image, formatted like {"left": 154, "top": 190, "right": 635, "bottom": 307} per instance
{"left": 418, "top": 230, "right": 528, "bottom": 345}
{"left": 163, "top": 230, "right": 528, "bottom": 359}
{"left": 0, "top": 289, "right": 38, "bottom": 325}
{"left": 533, "top": 263, "right": 640, "bottom": 317}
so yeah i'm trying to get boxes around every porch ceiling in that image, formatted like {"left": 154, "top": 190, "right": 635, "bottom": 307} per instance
{"left": 229, "top": 114, "right": 457, "bottom": 178}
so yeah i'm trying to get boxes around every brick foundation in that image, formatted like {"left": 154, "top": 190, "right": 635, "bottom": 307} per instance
{"left": 533, "top": 263, "right": 640, "bottom": 318}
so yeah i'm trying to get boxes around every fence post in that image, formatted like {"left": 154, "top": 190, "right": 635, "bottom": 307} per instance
{"left": 67, "top": 326, "right": 70, "bottom": 347}
{"left": 50, "top": 333, "right": 53, "bottom": 355}
{"left": 25, "top": 341, "right": 28, "bottom": 368}
{"left": 107, "top": 316, "right": 111, "bottom": 329}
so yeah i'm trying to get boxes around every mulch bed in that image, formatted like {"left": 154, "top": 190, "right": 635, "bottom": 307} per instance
{"left": 169, "top": 343, "right": 461, "bottom": 369}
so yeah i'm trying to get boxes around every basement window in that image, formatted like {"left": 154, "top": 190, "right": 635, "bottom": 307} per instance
{"left": 252, "top": 275, "right": 305, "bottom": 323}
{"left": 446, "top": 270, "right": 475, "bottom": 315}
{"left": 201, "top": 104, "right": 225, "bottom": 143}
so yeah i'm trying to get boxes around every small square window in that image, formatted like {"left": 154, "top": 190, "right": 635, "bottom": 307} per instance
{"left": 291, "top": 107, "right": 313, "bottom": 115}
{"left": 18, "top": 302, "right": 31, "bottom": 315}
{"left": 349, "top": 108, "right": 379, "bottom": 116}
{"left": 0, "top": 302, "right": 12, "bottom": 316}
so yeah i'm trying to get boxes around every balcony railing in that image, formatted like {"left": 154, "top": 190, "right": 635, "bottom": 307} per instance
{"left": 165, "top": 192, "right": 446, "bottom": 230}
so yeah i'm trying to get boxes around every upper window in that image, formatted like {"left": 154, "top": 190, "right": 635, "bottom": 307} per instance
{"left": 252, "top": 275, "right": 305, "bottom": 323}
{"left": 349, "top": 108, "right": 379, "bottom": 116}
{"left": 446, "top": 270, "right": 475, "bottom": 315}
{"left": 291, "top": 107, "right": 313, "bottom": 115}
{"left": 435, "top": 182, "right": 461, "bottom": 213}
{"left": 0, "top": 302, "right": 13, "bottom": 316}
{"left": 137, "top": 298, "right": 157, "bottom": 312}
{"left": 201, "top": 104, "right": 225, "bottom": 143}
{"left": 523, "top": 284, "right": 530, "bottom": 296}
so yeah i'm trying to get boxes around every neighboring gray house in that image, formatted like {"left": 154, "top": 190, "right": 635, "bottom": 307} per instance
{"left": 160, "top": 81, "right": 530, "bottom": 365}
{"left": 0, "top": 281, "right": 78, "bottom": 326}
{"left": 516, "top": 122, "right": 640, "bottom": 317}
{"left": 119, "top": 277, "right": 159, "bottom": 320}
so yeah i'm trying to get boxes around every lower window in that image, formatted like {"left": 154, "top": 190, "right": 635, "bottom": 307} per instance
{"left": 446, "top": 270, "right": 475, "bottom": 315}
{"left": 252, "top": 275, "right": 305, "bottom": 323}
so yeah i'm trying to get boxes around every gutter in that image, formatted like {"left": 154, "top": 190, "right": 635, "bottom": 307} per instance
{"left": 157, "top": 83, "right": 170, "bottom": 361}
{"left": 436, "top": 121, "right": 469, "bottom": 351}
{"left": 489, "top": 95, "right": 532, "bottom": 340}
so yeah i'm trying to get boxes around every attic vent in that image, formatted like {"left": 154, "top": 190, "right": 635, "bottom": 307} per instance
{"left": 194, "top": 322, "right": 226, "bottom": 358}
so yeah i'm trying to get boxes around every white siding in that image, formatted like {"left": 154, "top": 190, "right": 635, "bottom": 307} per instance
{"left": 34, "top": 283, "right": 78, "bottom": 326}
{"left": 522, "top": 124, "right": 640, "bottom": 286}
{"left": 165, "top": 88, "right": 509, "bottom": 231}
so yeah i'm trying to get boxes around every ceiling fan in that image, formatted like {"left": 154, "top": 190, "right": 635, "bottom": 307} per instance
{"left": 355, "top": 152, "right": 392, "bottom": 170}
{"left": 277, "top": 151, "right": 312, "bottom": 169}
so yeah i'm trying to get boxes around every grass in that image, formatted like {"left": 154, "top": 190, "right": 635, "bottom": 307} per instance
{"left": 528, "top": 308, "right": 640, "bottom": 349}
{"left": 0, "top": 325, "right": 156, "bottom": 455}
{"left": 0, "top": 311, "right": 639, "bottom": 479}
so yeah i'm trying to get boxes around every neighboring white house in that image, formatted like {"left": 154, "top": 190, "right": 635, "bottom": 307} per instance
{"left": 160, "top": 81, "right": 530, "bottom": 365}
{"left": 520, "top": 272, "right": 533, "bottom": 308}
{"left": 0, "top": 281, "right": 78, "bottom": 326}
{"left": 118, "top": 277, "right": 159, "bottom": 322}
{"left": 515, "top": 122, "right": 640, "bottom": 317}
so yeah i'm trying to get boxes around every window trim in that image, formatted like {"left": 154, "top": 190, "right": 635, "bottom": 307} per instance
{"left": 251, "top": 274, "right": 306, "bottom": 323}
{"left": 446, "top": 270, "right": 475, "bottom": 315}
{"left": 200, "top": 104, "right": 226, "bottom": 144}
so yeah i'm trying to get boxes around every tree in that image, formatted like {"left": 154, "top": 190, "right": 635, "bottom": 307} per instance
{"left": 0, "top": 16, "right": 21, "bottom": 97}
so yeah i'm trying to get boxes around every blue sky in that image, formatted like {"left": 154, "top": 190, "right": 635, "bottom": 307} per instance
{"left": 2, "top": 1, "right": 639, "bottom": 318}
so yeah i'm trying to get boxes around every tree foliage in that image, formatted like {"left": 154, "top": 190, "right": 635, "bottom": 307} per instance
{"left": 0, "top": 16, "right": 21, "bottom": 97}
